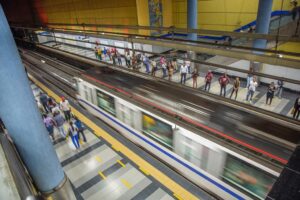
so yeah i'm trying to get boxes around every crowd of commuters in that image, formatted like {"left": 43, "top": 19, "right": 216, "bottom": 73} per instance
{"left": 38, "top": 93, "right": 87, "bottom": 150}
{"left": 91, "top": 44, "right": 299, "bottom": 120}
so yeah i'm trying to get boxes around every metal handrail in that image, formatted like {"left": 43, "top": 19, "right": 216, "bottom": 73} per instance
{"left": 0, "top": 126, "right": 39, "bottom": 200}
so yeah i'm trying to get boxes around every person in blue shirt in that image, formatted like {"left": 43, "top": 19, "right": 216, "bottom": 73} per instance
{"left": 74, "top": 116, "right": 87, "bottom": 142}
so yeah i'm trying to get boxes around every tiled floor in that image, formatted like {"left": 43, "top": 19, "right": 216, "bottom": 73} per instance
{"left": 0, "top": 143, "right": 20, "bottom": 200}
{"left": 31, "top": 82, "right": 176, "bottom": 200}
{"left": 43, "top": 42, "right": 299, "bottom": 118}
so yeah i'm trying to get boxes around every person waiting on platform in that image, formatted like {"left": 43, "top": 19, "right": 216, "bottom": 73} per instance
{"left": 39, "top": 92, "right": 49, "bottom": 113}
{"left": 275, "top": 79, "right": 284, "bottom": 99}
{"left": 53, "top": 110, "right": 66, "bottom": 138}
{"left": 292, "top": 96, "right": 300, "bottom": 119}
{"left": 246, "top": 76, "right": 258, "bottom": 103}
{"left": 266, "top": 82, "right": 276, "bottom": 105}
{"left": 230, "top": 77, "right": 240, "bottom": 100}
{"left": 125, "top": 50, "right": 131, "bottom": 67}
{"left": 68, "top": 121, "right": 80, "bottom": 149}
{"left": 218, "top": 73, "right": 230, "bottom": 97}
{"left": 192, "top": 70, "right": 199, "bottom": 88}
{"left": 43, "top": 114, "right": 56, "bottom": 141}
{"left": 151, "top": 60, "right": 157, "bottom": 77}
{"left": 94, "top": 46, "right": 98, "bottom": 59}
{"left": 59, "top": 96, "right": 71, "bottom": 121}
{"left": 180, "top": 63, "right": 188, "bottom": 84}
{"left": 117, "top": 51, "right": 122, "bottom": 66}
{"left": 142, "top": 53, "right": 150, "bottom": 73}
{"left": 97, "top": 48, "right": 102, "bottom": 61}
{"left": 167, "top": 61, "right": 174, "bottom": 81}
{"left": 204, "top": 70, "right": 213, "bottom": 92}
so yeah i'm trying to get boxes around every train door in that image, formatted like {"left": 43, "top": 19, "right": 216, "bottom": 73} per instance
{"left": 117, "top": 102, "right": 136, "bottom": 129}
{"left": 83, "top": 84, "right": 93, "bottom": 103}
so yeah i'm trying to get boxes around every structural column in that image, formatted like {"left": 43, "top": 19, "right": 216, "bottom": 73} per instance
{"left": 253, "top": 0, "right": 273, "bottom": 49}
{"left": 187, "top": 0, "right": 198, "bottom": 41}
{"left": 0, "top": 5, "right": 74, "bottom": 199}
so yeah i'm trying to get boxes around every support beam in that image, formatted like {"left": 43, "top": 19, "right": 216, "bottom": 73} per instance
{"left": 0, "top": 5, "right": 75, "bottom": 199}
{"left": 187, "top": 0, "right": 198, "bottom": 41}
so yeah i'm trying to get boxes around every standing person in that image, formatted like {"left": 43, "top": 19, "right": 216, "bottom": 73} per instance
{"left": 204, "top": 70, "right": 213, "bottom": 92}
{"left": 117, "top": 51, "right": 122, "bottom": 66}
{"left": 43, "top": 114, "right": 56, "bottom": 141}
{"left": 246, "top": 73, "right": 253, "bottom": 88}
{"left": 125, "top": 50, "right": 131, "bottom": 67}
{"left": 180, "top": 63, "right": 188, "bottom": 84}
{"left": 97, "top": 48, "right": 102, "bottom": 61}
{"left": 275, "top": 80, "right": 284, "bottom": 99}
{"left": 103, "top": 47, "right": 107, "bottom": 60}
{"left": 94, "top": 46, "right": 98, "bottom": 59}
{"left": 107, "top": 48, "right": 112, "bottom": 61}
{"left": 74, "top": 116, "right": 87, "bottom": 143}
{"left": 151, "top": 60, "right": 157, "bottom": 77}
{"left": 171, "top": 58, "right": 177, "bottom": 71}
{"left": 218, "top": 73, "right": 230, "bottom": 97}
{"left": 53, "top": 111, "right": 66, "bottom": 138}
{"left": 47, "top": 97, "right": 56, "bottom": 113}
{"left": 185, "top": 60, "right": 191, "bottom": 74}
{"left": 230, "top": 77, "right": 240, "bottom": 100}
{"left": 36, "top": 100, "right": 45, "bottom": 114}
{"left": 112, "top": 52, "right": 117, "bottom": 65}
{"left": 68, "top": 121, "right": 80, "bottom": 149}
{"left": 246, "top": 76, "right": 258, "bottom": 103}
{"left": 167, "top": 61, "right": 174, "bottom": 81}
{"left": 292, "top": 96, "right": 300, "bottom": 119}
{"left": 60, "top": 96, "right": 71, "bottom": 121}
{"left": 142, "top": 53, "right": 150, "bottom": 73}
{"left": 39, "top": 92, "right": 49, "bottom": 113}
{"left": 266, "top": 82, "right": 276, "bottom": 105}
{"left": 192, "top": 70, "right": 199, "bottom": 88}
{"left": 161, "top": 62, "right": 167, "bottom": 77}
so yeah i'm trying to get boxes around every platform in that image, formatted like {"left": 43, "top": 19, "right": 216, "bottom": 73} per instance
{"left": 42, "top": 42, "right": 298, "bottom": 118}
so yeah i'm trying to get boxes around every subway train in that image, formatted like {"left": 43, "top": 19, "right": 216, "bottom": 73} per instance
{"left": 74, "top": 67, "right": 280, "bottom": 200}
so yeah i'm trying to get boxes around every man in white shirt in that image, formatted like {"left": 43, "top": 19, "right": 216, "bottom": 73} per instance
{"left": 60, "top": 96, "right": 71, "bottom": 121}
{"left": 246, "top": 76, "right": 258, "bottom": 103}
{"left": 180, "top": 64, "right": 188, "bottom": 84}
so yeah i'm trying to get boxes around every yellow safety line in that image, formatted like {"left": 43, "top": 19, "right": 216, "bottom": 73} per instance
{"left": 30, "top": 76, "right": 199, "bottom": 200}
{"left": 98, "top": 171, "right": 106, "bottom": 180}
{"left": 174, "top": 193, "right": 184, "bottom": 200}
{"left": 95, "top": 156, "right": 102, "bottom": 163}
{"left": 117, "top": 159, "right": 126, "bottom": 168}
{"left": 112, "top": 145, "right": 120, "bottom": 152}
{"left": 139, "top": 167, "right": 150, "bottom": 176}
{"left": 120, "top": 179, "right": 132, "bottom": 189}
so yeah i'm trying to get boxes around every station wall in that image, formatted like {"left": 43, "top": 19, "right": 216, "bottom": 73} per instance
{"left": 172, "top": 0, "right": 294, "bottom": 31}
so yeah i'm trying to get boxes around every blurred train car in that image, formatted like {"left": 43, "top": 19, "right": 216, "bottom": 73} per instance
{"left": 74, "top": 67, "right": 278, "bottom": 200}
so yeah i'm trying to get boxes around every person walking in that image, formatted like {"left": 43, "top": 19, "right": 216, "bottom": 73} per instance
{"left": 43, "top": 114, "right": 56, "bottom": 141}
{"left": 74, "top": 116, "right": 87, "bottom": 143}
{"left": 39, "top": 92, "right": 49, "bottom": 113}
{"left": 246, "top": 76, "right": 258, "bottom": 103}
{"left": 180, "top": 64, "right": 188, "bottom": 84}
{"left": 68, "top": 121, "right": 80, "bottom": 149}
{"left": 60, "top": 96, "right": 71, "bottom": 121}
{"left": 275, "top": 80, "right": 284, "bottom": 99}
{"left": 192, "top": 70, "right": 199, "bottom": 88}
{"left": 218, "top": 73, "right": 230, "bottom": 97}
{"left": 53, "top": 111, "right": 66, "bottom": 138}
{"left": 266, "top": 82, "right": 276, "bottom": 105}
{"left": 204, "top": 70, "right": 213, "bottom": 92}
{"left": 292, "top": 96, "right": 300, "bottom": 119}
{"left": 230, "top": 77, "right": 240, "bottom": 100}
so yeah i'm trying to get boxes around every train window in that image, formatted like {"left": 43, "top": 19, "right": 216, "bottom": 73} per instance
{"left": 221, "top": 155, "right": 276, "bottom": 199}
{"left": 96, "top": 89, "right": 116, "bottom": 116}
{"left": 142, "top": 113, "right": 173, "bottom": 149}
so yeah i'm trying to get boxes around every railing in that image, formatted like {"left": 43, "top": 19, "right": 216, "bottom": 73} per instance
{"left": 0, "top": 125, "right": 39, "bottom": 200}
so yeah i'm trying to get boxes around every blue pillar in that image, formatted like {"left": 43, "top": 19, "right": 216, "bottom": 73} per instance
{"left": 0, "top": 5, "right": 65, "bottom": 192}
{"left": 187, "top": 0, "right": 197, "bottom": 41}
{"left": 253, "top": 0, "right": 273, "bottom": 49}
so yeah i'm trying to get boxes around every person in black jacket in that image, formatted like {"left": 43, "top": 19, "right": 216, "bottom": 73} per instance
{"left": 293, "top": 96, "right": 300, "bottom": 119}
{"left": 266, "top": 82, "right": 276, "bottom": 105}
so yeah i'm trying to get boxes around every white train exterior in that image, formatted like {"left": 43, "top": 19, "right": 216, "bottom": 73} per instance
{"left": 75, "top": 75, "right": 279, "bottom": 200}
